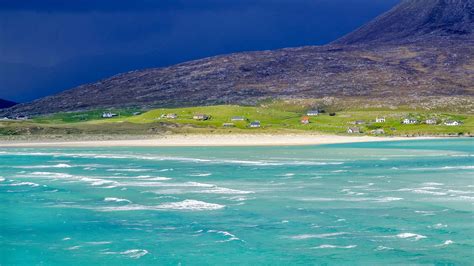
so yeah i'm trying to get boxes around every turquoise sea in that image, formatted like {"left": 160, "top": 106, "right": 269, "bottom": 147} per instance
{"left": 1, "top": 139, "right": 473, "bottom": 265}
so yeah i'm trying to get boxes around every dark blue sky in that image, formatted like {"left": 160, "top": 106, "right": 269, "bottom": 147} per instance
{"left": 0, "top": 0, "right": 399, "bottom": 102}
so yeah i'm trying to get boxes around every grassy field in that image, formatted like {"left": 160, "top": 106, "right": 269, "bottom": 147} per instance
{"left": 1, "top": 101, "right": 472, "bottom": 137}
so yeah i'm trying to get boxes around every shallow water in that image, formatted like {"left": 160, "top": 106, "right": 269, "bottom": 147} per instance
{"left": 1, "top": 139, "right": 473, "bottom": 265}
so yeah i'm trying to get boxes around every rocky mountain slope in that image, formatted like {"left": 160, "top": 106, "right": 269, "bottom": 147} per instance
{"left": 0, "top": 99, "right": 17, "bottom": 110}
{"left": 335, "top": 0, "right": 473, "bottom": 45}
{"left": 3, "top": 0, "right": 473, "bottom": 116}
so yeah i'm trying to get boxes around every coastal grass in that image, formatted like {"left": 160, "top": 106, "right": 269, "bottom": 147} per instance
{"left": 2, "top": 103, "right": 470, "bottom": 137}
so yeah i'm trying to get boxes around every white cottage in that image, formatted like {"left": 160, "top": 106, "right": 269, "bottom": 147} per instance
{"left": 444, "top": 120, "right": 461, "bottom": 126}
{"left": 402, "top": 118, "right": 417, "bottom": 124}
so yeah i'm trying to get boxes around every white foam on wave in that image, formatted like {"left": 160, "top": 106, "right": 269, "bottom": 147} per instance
{"left": 107, "top": 168, "right": 151, "bottom": 172}
{"left": 14, "top": 163, "right": 72, "bottom": 169}
{"left": 423, "top": 182, "right": 444, "bottom": 186}
{"left": 408, "top": 166, "right": 474, "bottom": 171}
{"left": 0, "top": 176, "right": 5, "bottom": 182}
{"left": 208, "top": 230, "right": 240, "bottom": 242}
{"left": 396, "top": 233, "right": 427, "bottom": 241}
{"left": 65, "top": 245, "right": 81, "bottom": 250}
{"left": 297, "top": 197, "right": 402, "bottom": 203}
{"left": 290, "top": 232, "right": 348, "bottom": 240}
{"left": 312, "top": 244, "right": 357, "bottom": 249}
{"left": 189, "top": 173, "right": 212, "bottom": 177}
{"left": 199, "top": 187, "right": 254, "bottom": 195}
{"left": 2, "top": 150, "right": 348, "bottom": 166}
{"left": 9, "top": 182, "right": 40, "bottom": 187}
{"left": 429, "top": 223, "right": 447, "bottom": 229}
{"left": 398, "top": 188, "right": 447, "bottom": 196}
{"left": 102, "top": 249, "right": 148, "bottom": 259}
{"left": 98, "top": 200, "right": 224, "bottom": 212}
{"left": 86, "top": 241, "right": 112, "bottom": 245}
{"left": 158, "top": 200, "right": 225, "bottom": 211}
{"left": 375, "top": 246, "right": 394, "bottom": 251}
{"left": 436, "top": 240, "right": 454, "bottom": 247}
{"left": 104, "top": 197, "right": 132, "bottom": 203}
{"left": 16, "top": 172, "right": 120, "bottom": 188}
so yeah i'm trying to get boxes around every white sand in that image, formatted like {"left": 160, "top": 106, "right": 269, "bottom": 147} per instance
{"left": 0, "top": 134, "right": 433, "bottom": 147}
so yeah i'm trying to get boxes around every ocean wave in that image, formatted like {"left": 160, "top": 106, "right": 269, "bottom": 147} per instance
{"left": 86, "top": 241, "right": 112, "bottom": 245}
{"left": 429, "top": 223, "right": 447, "bottom": 229}
{"left": 98, "top": 200, "right": 224, "bottom": 212}
{"left": 0, "top": 176, "right": 4, "bottom": 182}
{"left": 375, "top": 246, "right": 394, "bottom": 251}
{"left": 157, "top": 200, "right": 225, "bottom": 211}
{"left": 0, "top": 151, "right": 344, "bottom": 166}
{"left": 312, "top": 244, "right": 357, "bottom": 249}
{"left": 102, "top": 249, "right": 148, "bottom": 259}
{"left": 65, "top": 246, "right": 81, "bottom": 250}
{"left": 14, "top": 163, "right": 72, "bottom": 169}
{"left": 436, "top": 240, "right": 454, "bottom": 247}
{"left": 297, "top": 197, "right": 402, "bottom": 203}
{"left": 422, "top": 182, "right": 444, "bottom": 186}
{"left": 408, "top": 166, "right": 474, "bottom": 171}
{"left": 208, "top": 230, "right": 240, "bottom": 242}
{"left": 16, "top": 171, "right": 122, "bottom": 188}
{"left": 106, "top": 168, "right": 151, "bottom": 172}
{"left": 9, "top": 182, "right": 40, "bottom": 187}
{"left": 398, "top": 188, "right": 447, "bottom": 196}
{"left": 104, "top": 197, "right": 132, "bottom": 203}
{"left": 396, "top": 233, "right": 427, "bottom": 241}
{"left": 189, "top": 173, "right": 212, "bottom": 177}
{"left": 290, "top": 232, "right": 348, "bottom": 240}
{"left": 199, "top": 187, "right": 254, "bottom": 195}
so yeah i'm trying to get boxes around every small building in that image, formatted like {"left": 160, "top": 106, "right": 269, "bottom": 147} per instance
{"left": 354, "top": 120, "right": 365, "bottom": 125}
{"left": 162, "top": 113, "right": 178, "bottom": 119}
{"left": 102, "top": 112, "right": 117, "bottom": 118}
{"left": 425, "top": 119, "right": 437, "bottom": 125}
{"left": 444, "top": 120, "right": 461, "bottom": 126}
{"left": 132, "top": 112, "right": 142, "bottom": 116}
{"left": 375, "top": 117, "right": 386, "bottom": 123}
{"left": 223, "top": 123, "right": 235, "bottom": 128}
{"left": 402, "top": 118, "right": 417, "bottom": 124}
{"left": 231, "top": 116, "right": 245, "bottom": 121}
{"left": 371, "top": 128, "right": 385, "bottom": 135}
{"left": 15, "top": 115, "right": 29, "bottom": 120}
{"left": 306, "top": 110, "right": 319, "bottom": 116}
{"left": 347, "top": 127, "right": 360, "bottom": 134}
{"left": 250, "top": 121, "right": 261, "bottom": 128}
{"left": 301, "top": 116, "right": 310, "bottom": 125}
{"left": 193, "top": 114, "right": 209, "bottom": 120}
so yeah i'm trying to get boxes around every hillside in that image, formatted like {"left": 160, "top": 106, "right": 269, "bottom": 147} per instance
{"left": 2, "top": 0, "right": 473, "bottom": 116}
{"left": 0, "top": 98, "right": 17, "bottom": 110}
{"left": 335, "top": 0, "right": 474, "bottom": 45}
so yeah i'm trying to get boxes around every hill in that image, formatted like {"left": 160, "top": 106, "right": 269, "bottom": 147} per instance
{"left": 0, "top": 98, "right": 17, "bottom": 110}
{"left": 2, "top": 0, "right": 473, "bottom": 116}
{"left": 335, "top": 0, "right": 473, "bottom": 45}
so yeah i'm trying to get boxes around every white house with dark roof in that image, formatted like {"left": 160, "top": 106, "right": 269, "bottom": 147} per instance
{"left": 193, "top": 114, "right": 209, "bottom": 120}
{"left": 444, "top": 120, "right": 461, "bottom": 126}
{"left": 250, "top": 121, "right": 261, "bottom": 128}
{"left": 425, "top": 118, "right": 437, "bottom": 125}
{"left": 375, "top": 117, "right": 386, "bottom": 123}
{"left": 402, "top": 118, "right": 417, "bottom": 124}
{"left": 102, "top": 112, "right": 117, "bottom": 118}
{"left": 307, "top": 110, "right": 319, "bottom": 116}
{"left": 231, "top": 116, "right": 245, "bottom": 121}
{"left": 347, "top": 127, "right": 360, "bottom": 134}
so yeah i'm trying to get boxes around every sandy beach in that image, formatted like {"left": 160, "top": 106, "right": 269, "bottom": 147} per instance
{"left": 0, "top": 134, "right": 435, "bottom": 147}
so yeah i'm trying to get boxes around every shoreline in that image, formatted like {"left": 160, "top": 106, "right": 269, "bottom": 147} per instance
{"left": 0, "top": 134, "right": 442, "bottom": 148}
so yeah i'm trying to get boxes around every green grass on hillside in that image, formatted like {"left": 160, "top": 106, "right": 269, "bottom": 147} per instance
{"left": 2, "top": 103, "right": 473, "bottom": 136}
